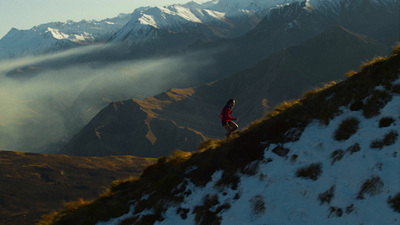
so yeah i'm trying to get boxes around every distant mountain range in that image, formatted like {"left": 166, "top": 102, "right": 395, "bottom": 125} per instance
{"left": 0, "top": 0, "right": 295, "bottom": 59}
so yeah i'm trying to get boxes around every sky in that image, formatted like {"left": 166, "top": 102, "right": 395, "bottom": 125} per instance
{"left": 0, "top": 0, "right": 209, "bottom": 39}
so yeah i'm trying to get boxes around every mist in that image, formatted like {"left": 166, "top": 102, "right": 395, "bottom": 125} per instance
{"left": 0, "top": 44, "right": 218, "bottom": 153}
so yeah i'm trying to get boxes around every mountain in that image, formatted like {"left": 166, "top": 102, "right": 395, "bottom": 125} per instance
{"left": 0, "top": 150, "right": 156, "bottom": 225}
{"left": 193, "top": 0, "right": 399, "bottom": 77}
{"left": 39, "top": 44, "right": 400, "bottom": 225}
{"left": 59, "top": 25, "right": 388, "bottom": 158}
{"left": 0, "top": 14, "right": 131, "bottom": 59}
{"left": 59, "top": 96, "right": 206, "bottom": 157}
{"left": 0, "top": 0, "right": 290, "bottom": 59}
{"left": 110, "top": 0, "right": 302, "bottom": 43}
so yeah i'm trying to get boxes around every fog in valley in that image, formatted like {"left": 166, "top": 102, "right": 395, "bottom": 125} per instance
{"left": 0, "top": 44, "right": 218, "bottom": 153}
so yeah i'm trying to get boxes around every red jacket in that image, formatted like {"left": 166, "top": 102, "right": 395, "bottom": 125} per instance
{"left": 220, "top": 105, "right": 235, "bottom": 122}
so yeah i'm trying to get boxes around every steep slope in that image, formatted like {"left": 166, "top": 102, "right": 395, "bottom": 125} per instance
{"left": 60, "top": 25, "right": 388, "bottom": 158}
{"left": 40, "top": 44, "right": 400, "bottom": 225}
{"left": 0, "top": 150, "right": 156, "bottom": 225}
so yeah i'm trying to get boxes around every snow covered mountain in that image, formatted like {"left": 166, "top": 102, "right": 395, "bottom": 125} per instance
{"left": 109, "top": 0, "right": 299, "bottom": 44}
{"left": 0, "top": 14, "right": 130, "bottom": 59}
{"left": 0, "top": 0, "right": 299, "bottom": 59}
{"left": 40, "top": 45, "right": 400, "bottom": 225}
{"left": 2, "top": 0, "right": 397, "bottom": 59}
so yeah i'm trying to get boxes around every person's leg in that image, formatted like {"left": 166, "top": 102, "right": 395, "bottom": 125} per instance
{"left": 223, "top": 124, "right": 232, "bottom": 137}
{"left": 228, "top": 121, "right": 238, "bottom": 132}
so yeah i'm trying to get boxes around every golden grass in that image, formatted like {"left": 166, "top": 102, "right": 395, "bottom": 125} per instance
{"left": 197, "top": 138, "right": 222, "bottom": 152}
{"left": 37, "top": 198, "right": 93, "bottom": 225}
{"left": 345, "top": 70, "right": 358, "bottom": 78}
{"left": 270, "top": 99, "right": 302, "bottom": 117}
{"left": 63, "top": 198, "right": 92, "bottom": 212}
{"left": 168, "top": 150, "right": 193, "bottom": 162}
{"left": 301, "top": 81, "right": 337, "bottom": 99}
{"left": 360, "top": 56, "right": 387, "bottom": 71}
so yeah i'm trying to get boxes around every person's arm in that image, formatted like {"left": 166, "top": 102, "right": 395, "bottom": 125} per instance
{"left": 227, "top": 108, "right": 237, "bottom": 120}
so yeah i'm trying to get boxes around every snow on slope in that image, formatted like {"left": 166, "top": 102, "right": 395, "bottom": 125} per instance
{"left": 98, "top": 73, "right": 400, "bottom": 224}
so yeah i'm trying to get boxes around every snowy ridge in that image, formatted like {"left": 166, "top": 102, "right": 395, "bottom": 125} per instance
{"left": 92, "top": 49, "right": 400, "bottom": 225}
{"left": 110, "top": 0, "right": 280, "bottom": 43}
{"left": 0, "top": 14, "right": 130, "bottom": 58}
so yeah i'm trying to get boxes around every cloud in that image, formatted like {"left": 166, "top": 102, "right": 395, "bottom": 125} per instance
{"left": 0, "top": 45, "right": 218, "bottom": 152}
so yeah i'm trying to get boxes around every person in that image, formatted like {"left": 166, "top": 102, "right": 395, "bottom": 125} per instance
{"left": 220, "top": 99, "right": 239, "bottom": 138}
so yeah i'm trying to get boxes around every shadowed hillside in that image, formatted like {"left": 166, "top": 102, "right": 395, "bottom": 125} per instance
{"left": 0, "top": 151, "right": 156, "bottom": 225}
{"left": 40, "top": 44, "right": 400, "bottom": 225}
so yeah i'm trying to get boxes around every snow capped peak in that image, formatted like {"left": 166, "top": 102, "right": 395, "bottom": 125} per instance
{"left": 131, "top": 4, "right": 217, "bottom": 29}
{"left": 111, "top": 0, "right": 299, "bottom": 43}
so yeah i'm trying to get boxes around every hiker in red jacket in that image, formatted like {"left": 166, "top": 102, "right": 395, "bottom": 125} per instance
{"left": 220, "top": 99, "right": 238, "bottom": 138}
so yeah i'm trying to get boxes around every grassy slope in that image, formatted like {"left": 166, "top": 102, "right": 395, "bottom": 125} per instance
{"left": 0, "top": 151, "right": 156, "bottom": 225}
